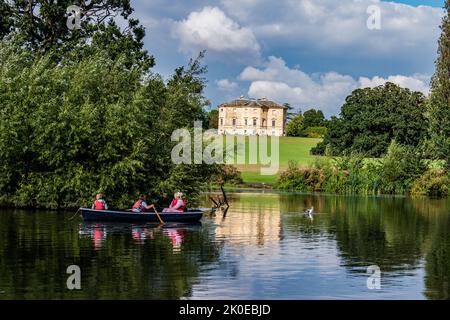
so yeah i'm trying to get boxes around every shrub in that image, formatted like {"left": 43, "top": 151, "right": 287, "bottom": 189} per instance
{"left": 411, "top": 169, "right": 449, "bottom": 197}
{"left": 378, "top": 141, "right": 427, "bottom": 194}
{"left": 277, "top": 141, "right": 430, "bottom": 196}
{"left": 310, "top": 142, "right": 326, "bottom": 155}
{"left": 275, "top": 161, "right": 326, "bottom": 192}
{"left": 303, "top": 126, "right": 328, "bottom": 138}
{"left": 214, "top": 165, "right": 243, "bottom": 186}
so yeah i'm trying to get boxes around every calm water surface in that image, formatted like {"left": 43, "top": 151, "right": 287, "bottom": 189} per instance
{"left": 0, "top": 191, "right": 449, "bottom": 299}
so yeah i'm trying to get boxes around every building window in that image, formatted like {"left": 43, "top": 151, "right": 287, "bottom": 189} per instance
{"left": 253, "top": 118, "right": 257, "bottom": 126}
{"left": 272, "top": 119, "right": 276, "bottom": 127}
{"left": 221, "top": 108, "right": 224, "bottom": 112}
{"left": 262, "top": 119, "right": 266, "bottom": 127}
{"left": 232, "top": 118, "right": 236, "bottom": 126}
{"left": 220, "top": 118, "right": 223, "bottom": 126}
{"left": 244, "top": 118, "right": 248, "bottom": 126}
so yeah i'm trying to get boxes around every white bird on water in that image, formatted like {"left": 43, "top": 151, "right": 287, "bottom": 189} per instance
{"left": 304, "top": 206, "right": 314, "bottom": 220}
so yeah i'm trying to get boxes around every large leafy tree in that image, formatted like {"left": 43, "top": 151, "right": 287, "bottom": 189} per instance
{"left": 0, "top": 0, "right": 153, "bottom": 70}
{"left": 426, "top": 1, "right": 450, "bottom": 166}
{"left": 286, "top": 112, "right": 304, "bottom": 137}
{"left": 0, "top": 1, "right": 217, "bottom": 209}
{"left": 0, "top": 41, "right": 215, "bottom": 209}
{"left": 303, "top": 108, "right": 326, "bottom": 128}
{"left": 313, "top": 83, "right": 427, "bottom": 157}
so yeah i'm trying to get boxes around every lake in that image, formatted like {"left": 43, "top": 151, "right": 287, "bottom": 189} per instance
{"left": 0, "top": 190, "right": 449, "bottom": 299}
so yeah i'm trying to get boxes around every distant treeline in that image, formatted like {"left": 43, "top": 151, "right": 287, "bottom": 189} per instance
{"left": 286, "top": 109, "right": 328, "bottom": 138}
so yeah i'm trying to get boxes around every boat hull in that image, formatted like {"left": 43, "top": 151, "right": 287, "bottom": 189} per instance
{"left": 80, "top": 208, "right": 203, "bottom": 223}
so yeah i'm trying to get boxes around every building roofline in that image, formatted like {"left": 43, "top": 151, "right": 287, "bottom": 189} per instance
{"left": 218, "top": 97, "right": 288, "bottom": 109}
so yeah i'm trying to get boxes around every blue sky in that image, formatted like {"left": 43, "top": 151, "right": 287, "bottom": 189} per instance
{"left": 132, "top": 0, "right": 446, "bottom": 117}
{"left": 388, "top": 0, "right": 443, "bottom": 6}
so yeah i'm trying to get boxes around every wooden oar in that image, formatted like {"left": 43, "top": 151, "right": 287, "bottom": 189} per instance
{"left": 152, "top": 207, "right": 164, "bottom": 224}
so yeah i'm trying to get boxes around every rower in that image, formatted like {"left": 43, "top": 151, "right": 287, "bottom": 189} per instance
{"left": 92, "top": 193, "right": 108, "bottom": 210}
{"left": 131, "top": 194, "right": 155, "bottom": 213}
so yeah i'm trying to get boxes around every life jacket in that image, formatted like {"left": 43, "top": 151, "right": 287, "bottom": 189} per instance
{"left": 132, "top": 199, "right": 144, "bottom": 211}
{"left": 94, "top": 199, "right": 106, "bottom": 210}
{"left": 170, "top": 198, "right": 187, "bottom": 212}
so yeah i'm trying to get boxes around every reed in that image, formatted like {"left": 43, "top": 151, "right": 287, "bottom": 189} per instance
{"left": 276, "top": 141, "right": 450, "bottom": 197}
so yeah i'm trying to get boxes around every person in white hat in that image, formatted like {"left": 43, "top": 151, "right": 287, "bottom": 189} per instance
{"left": 162, "top": 192, "right": 187, "bottom": 213}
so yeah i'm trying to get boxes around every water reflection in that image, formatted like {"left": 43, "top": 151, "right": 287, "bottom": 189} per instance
{"left": 78, "top": 222, "right": 195, "bottom": 252}
{"left": 193, "top": 192, "right": 450, "bottom": 299}
{"left": 214, "top": 193, "right": 283, "bottom": 246}
{"left": 1, "top": 193, "right": 450, "bottom": 299}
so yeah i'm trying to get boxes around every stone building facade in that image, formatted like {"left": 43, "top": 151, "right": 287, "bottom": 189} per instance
{"left": 217, "top": 97, "right": 287, "bottom": 136}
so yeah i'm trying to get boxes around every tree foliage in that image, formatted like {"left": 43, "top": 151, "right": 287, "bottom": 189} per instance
{"left": 0, "top": 0, "right": 154, "bottom": 71}
{"left": 286, "top": 112, "right": 304, "bottom": 137}
{"left": 426, "top": 1, "right": 450, "bottom": 167}
{"left": 277, "top": 141, "right": 428, "bottom": 195}
{"left": 206, "top": 109, "right": 219, "bottom": 129}
{"left": 312, "top": 83, "right": 427, "bottom": 157}
{"left": 0, "top": 41, "right": 217, "bottom": 209}
{"left": 286, "top": 108, "right": 327, "bottom": 137}
{"left": 302, "top": 108, "right": 326, "bottom": 128}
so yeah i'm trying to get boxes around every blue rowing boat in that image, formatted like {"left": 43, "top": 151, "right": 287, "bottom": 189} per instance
{"left": 80, "top": 208, "right": 206, "bottom": 223}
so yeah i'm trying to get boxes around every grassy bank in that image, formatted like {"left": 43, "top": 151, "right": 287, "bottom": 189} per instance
{"left": 275, "top": 142, "right": 449, "bottom": 197}
{"left": 227, "top": 136, "right": 322, "bottom": 184}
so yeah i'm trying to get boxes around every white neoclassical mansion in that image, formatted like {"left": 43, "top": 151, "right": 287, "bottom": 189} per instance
{"left": 217, "top": 96, "right": 287, "bottom": 136}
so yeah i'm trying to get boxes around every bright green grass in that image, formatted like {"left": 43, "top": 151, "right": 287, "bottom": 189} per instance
{"left": 218, "top": 136, "right": 446, "bottom": 185}
{"left": 240, "top": 172, "right": 279, "bottom": 184}
{"left": 220, "top": 136, "right": 322, "bottom": 184}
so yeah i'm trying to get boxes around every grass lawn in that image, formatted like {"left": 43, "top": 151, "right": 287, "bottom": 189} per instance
{"left": 217, "top": 136, "right": 446, "bottom": 185}
{"left": 222, "top": 136, "right": 322, "bottom": 184}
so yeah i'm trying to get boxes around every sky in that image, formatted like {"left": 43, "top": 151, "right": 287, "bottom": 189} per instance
{"left": 131, "top": 0, "right": 446, "bottom": 117}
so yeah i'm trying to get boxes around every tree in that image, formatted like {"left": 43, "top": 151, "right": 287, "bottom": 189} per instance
{"left": 303, "top": 108, "right": 326, "bottom": 128}
{"left": 312, "top": 83, "right": 427, "bottom": 157}
{"left": 286, "top": 112, "right": 304, "bottom": 137}
{"left": 0, "top": 1, "right": 13, "bottom": 38}
{"left": 206, "top": 109, "right": 219, "bottom": 129}
{"left": 426, "top": 1, "right": 450, "bottom": 167}
{"left": 0, "top": 0, "right": 154, "bottom": 71}
{"left": 283, "top": 103, "right": 296, "bottom": 121}
{"left": 0, "top": 40, "right": 216, "bottom": 209}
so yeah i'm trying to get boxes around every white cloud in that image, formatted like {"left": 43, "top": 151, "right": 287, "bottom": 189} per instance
{"left": 359, "top": 74, "right": 430, "bottom": 94}
{"left": 220, "top": 0, "right": 443, "bottom": 67}
{"left": 171, "top": 6, "right": 260, "bottom": 58}
{"left": 241, "top": 56, "right": 430, "bottom": 117}
{"left": 216, "top": 78, "right": 239, "bottom": 91}
{"left": 131, "top": 0, "right": 442, "bottom": 111}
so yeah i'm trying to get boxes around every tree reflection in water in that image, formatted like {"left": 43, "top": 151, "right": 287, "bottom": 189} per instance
{"left": 1, "top": 193, "right": 450, "bottom": 299}
{"left": 0, "top": 213, "right": 223, "bottom": 299}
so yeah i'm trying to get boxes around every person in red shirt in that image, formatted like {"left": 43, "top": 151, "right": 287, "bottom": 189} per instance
{"left": 92, "top": 193, "right": 108, "bottom": 210}
{"left": 131, "top": 194, "right": 155, "bottom": 213}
